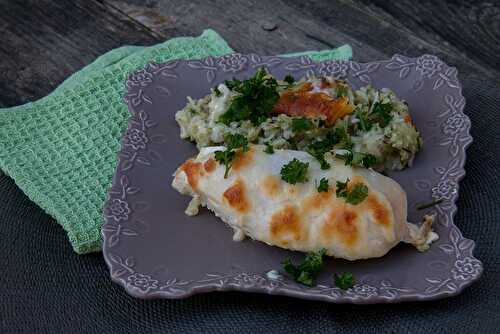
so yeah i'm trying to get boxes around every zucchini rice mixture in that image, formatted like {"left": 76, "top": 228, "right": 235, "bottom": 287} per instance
{"left": 175, "top": 69, "right": 422, "bottom": 171}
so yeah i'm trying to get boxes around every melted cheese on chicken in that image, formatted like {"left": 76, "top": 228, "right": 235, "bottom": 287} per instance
{"left": 172, "top": 145, "right": 436, "bottom": 260}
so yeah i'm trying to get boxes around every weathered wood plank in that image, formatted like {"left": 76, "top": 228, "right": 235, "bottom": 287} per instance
{"left": 103, "top": 0, "right": 380, "bottom": 57}
{"left": 103, "top": 0, "right": 499, "bottom": 84}
{"left": 284, "top": 0, "right": 499, "bottom": 80}
{"left": 0, "top": 0, "right": 160, "bottom": 107}
{"left": 357, "top": 0, "right": 500, "bottom": 74}
{"left": 103, "top": 0, "right": 390, "bottom": 58}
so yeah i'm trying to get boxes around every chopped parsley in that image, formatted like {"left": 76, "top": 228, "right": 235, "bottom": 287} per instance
{"left": 282, "top": 249, "right": 326, "bottom": 286}
{"left": 219, "top": 68, "right": 280, "bottom": 126}
{"left": 334, "top": 272, "right": 355, "bottom": 290}
{"left": 283, "top": 74, "right": 295, "bottom": 85}
{"left": 336, "top": 179, "right": 349, "bottom": 198}
{"left": 357, "top": 110, "right": 372, "bottom": 132}
{"left": 225, "top": 133, "right": 249, "bottom": 151}
{"left": 291, "top": 117, "right": 313, "bottom": 133}
{"left": 334, "top": 125, "right": 352, "bottom": 149}
{"left": 361, "top": 153, "right": 377, "bottom": 168}
{"left": 280, "top": 158, "right": 309, "bottom": 184}
{"left": 336, "top": 150, "right": 354, "bottom": 166}
{"left": 336, "top": 85, "right": 348, "bottom": 97}
{"left": 264, "top": 143, "right": 275, "bottom": 154}
{"left": 372, "top": 102, "right": 393, "bottom": 128}
{"left": 214, "top": 134, "right": 249, "bottom": 178}
{"left": 306, "top": 130, "right": 338, "bottom": 170}
{"left": 336, "top": 179, "right": 369, "bottom": 205}
{"left": 336, "top": 150, "right": 377, "bottom": 168}
{"left": 356, "top": 102, "right": 394, "bottom": 133}
{"left": 347, "top": 183, "right": 369, "bottom": 204}
{"left": 214, "top": 150, "right": 235, "bottom": 179}
{"left": 213, "top": 86, "right": 222, "bottom": 97}
{"left": 417, "top": 198, "right": 444, "bottom": 210}
{"left": 317, "top": 178, "right": 329, "bottom": 192}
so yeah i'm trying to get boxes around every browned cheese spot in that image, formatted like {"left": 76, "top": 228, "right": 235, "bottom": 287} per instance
{"left": 223, "top": 179, "right": 250, "bottom": 213}
{"left": 322, "top": 206, "right": 359, "bottom": 246}
{"left": 302, "top": 190, "right": 332, "bottom": 213}
{"left": 364, "top": 195, "right": 391, "bottom": 226}
{"left": 180, "top": 159, "right": 203, "bottom": 190}
{"left": 203, "top": 157, "right": 216, "bottom": 173}
{"left": 232, "top": 147, "right": 254, "bottom": 172}
{"left": 261, "top": 175, "right": 281, "bottom": 198}
{"left": 269, "top": 205, "right": 306, "bottom": 244}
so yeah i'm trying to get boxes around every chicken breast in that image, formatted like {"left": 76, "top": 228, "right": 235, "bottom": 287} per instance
{"left": 172, "top": 145, "right": 437, "bottom": 260}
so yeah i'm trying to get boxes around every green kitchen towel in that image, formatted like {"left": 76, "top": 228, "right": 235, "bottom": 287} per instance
{"left": 0, "top": 29, "right": 352, "bottom": 254}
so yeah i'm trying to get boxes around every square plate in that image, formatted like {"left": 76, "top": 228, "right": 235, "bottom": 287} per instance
{"left": 102, "top": 54, "right": 481, "bottom": 303}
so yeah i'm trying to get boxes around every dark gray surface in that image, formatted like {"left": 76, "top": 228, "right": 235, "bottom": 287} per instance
{"left": 1, "top": 0, "right": 499, "bottom": 332}
{"left": 103, "top": 54, "right": 479, "bottom": 303}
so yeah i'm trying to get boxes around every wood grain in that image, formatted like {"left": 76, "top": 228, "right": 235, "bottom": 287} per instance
{"left": 104, "top": 0, "right": 378, "bottom": 57}
{"left": 0, "top": 0, "right": 160, "bottom": 107}
{"left": 358, "top": 0, "right": 500, "bottom": 73}
{"left": 103, "top": 0, "right": 500, "bottom": 84}
{"left": 1, "top": 0, "right": 499, "bottom": 108}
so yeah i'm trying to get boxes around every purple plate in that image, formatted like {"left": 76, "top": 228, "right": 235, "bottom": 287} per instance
{"left": 102, "top": 54, "right": 481, "bottom": 303}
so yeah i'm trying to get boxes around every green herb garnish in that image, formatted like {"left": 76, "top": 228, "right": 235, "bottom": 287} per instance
{"left": 306, "top": 130, "right": 338, "bottom": 170}
{"left": 361, "top": 154, "right": 377, "bottom": 168}
{"left": 417, "top": 199, "right": 444, "bottom": 210}
{"left": 284, "top": 74, "right": 295, "bottom": 85}
{"left": 336, "top": 85, "right": 348, "bottom": 97}
{"left": 334, "top": 272, "right": 355, "bottom": 290}
{"left": 280, "top": 158, "right": 309, "bottom": 184}
{"left": 336, "top": 150, "right": 377, "bottom": 168}
{"left": 334, "top": 125, "right": 353, "bottom": 149}
{"left": 219, "top": 68, "right": 279, "bottom": 126}
{"left": 347, "top": 183, "right": 369, "bottom": 204}
{"left": 214, "top": 134, "right": 249, "bottom": 178}
{"left": 226, "top": 133, "right": 249, "bottom": 151}
{"left": 317, "top": 178, "right": 329, "bottom": 193}
{"left": 264, "top": 143, "right": 275, "bottom": 154}
{"left": 213, "top": 87, "right": 222, "bottom": 97}
{"left": 357, "top": 110, "right": 372, "bottom": 132}
{"left": 336, "top": 179, "right": 349, "bottom": 198}
{"left": 336, "top": 179, "right": 369, "bottom": 205}
{"left": 336, "top": 150, "right": 353, "bottom": 166}
{"left": 282, "top": 249, "right": 326, "bottom": 286}
{"left": 291, "top": 117, "right": 313, "bottom": 133}
{"left": 372, "top": 102, "right": 393, "bottom": 128}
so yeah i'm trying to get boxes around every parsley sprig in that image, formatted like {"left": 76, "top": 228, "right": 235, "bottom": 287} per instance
{"left": 336, "top": 178, "right": 369, "bottom": 205}
{"left": 334, "top": 272, "right": 355, "bottom": 290}
{"left": 316, "top": 178, "right": 329, "bottom": 192}
{"left": 356, "top": 102, "right": 394, "bottom": 132}
{"left": 214, "top": 134, "right": 249, "bottom": 178}
{"left": 264, "top": 143, "right": 275, "bottom": 154}
{"left": 291, "top": 117, "right": 313, "bottom": 133}
{"left": 280, "top": 158, "right": 309, "bottom": 184}
{"left": 282, "top": 249, "right": 326, "bottom": 286}
{"left": 306, "top": 129, "right": 338, "bottom": 170}
{"left": 219, "top": 68, "right": 280, "bottom": 126}
{"left": 283, "top": 74, "right": 295, "bottom": 85}
{"left": 336, "top": 150, "right": 378, "bottom": 168}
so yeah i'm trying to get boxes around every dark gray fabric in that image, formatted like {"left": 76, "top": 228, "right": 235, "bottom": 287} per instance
{"left": 1, "top": 76, "right": 499, "bottom": 333}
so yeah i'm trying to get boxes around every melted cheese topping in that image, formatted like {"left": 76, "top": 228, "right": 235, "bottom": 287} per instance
{"left": 273, "top": 82, "right": 354, "bottom": 125}
{"left": 223, "top": 178, "right": 251, "bottom": 213}
{"left": 172, "top": 145, "right": 436, "bottom": 260}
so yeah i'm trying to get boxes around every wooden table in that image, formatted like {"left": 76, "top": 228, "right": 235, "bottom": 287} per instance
{"left": 1, "top": 1, "right": 499, "bottom": 332}
{"left": 1, "top": 0, "right": 499, "bottom": 108}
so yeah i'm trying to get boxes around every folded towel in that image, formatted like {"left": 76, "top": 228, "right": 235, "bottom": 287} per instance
{"left": 0, "top": 29, "right": 352, "bottom": 254}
